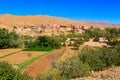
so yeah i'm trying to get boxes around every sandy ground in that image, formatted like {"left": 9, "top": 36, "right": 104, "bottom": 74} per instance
{"left": 0, "top": 49, "right": 22, "bottom": 57}
{"left": 25, "top": 48, "right": 66, "bottom": 77}
{"left": 0, "top": 51, "right": 46, "bottom": 64}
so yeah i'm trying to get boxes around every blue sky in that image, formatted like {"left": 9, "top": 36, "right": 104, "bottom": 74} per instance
{"left": 0, "top": 0, "right": 120, "bottom": 24}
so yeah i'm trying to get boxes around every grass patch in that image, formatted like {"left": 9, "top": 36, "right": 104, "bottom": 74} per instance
{"left": 23, "top": 47, "right": 54, "bottom": 51}
{"left": 0, "top": 50, "right": 22, "bottom": 58}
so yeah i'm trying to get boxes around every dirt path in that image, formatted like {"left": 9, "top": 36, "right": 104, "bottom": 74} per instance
{"left": 59, "top": 45, "right": 84, "bottom": 61}
{"left": 25, "top": 47, "right": 66, "bottom": 77}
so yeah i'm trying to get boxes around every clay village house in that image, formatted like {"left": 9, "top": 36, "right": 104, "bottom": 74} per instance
{"left": 13, "top": 23, "right": 90, "bottom": 36}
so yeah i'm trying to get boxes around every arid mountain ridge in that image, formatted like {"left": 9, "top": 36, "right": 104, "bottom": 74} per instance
{"left": 0, "top": 14, "right": 119, "bottom": 29}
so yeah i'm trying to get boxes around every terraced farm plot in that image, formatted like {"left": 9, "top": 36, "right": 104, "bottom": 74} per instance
{"left": 0, "top": 48, "right": 66, "bottom": 77}
{"left": 0, "top": 49, "right": 22, "bottom": 57}
{"left": 25, "top": 47, "right": 66, "bottom": 77}
{"left": 0, "top": 51, "right": 47, "bottom": 64}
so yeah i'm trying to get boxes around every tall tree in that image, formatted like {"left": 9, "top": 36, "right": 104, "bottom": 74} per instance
{"left": 0, "top": 28, "right": 10, "bottom": 48}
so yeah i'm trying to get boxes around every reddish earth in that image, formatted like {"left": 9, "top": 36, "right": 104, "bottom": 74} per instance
{"left": 25, "top": 47, "right": 66, "bottom": 77}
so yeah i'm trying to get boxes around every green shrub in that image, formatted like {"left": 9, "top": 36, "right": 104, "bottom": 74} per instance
{"left": 26, "top": 36, "right": 61, "bottom": 49}
{"left": 78, "top": 47, "right": 106, "bottom": 71}
{"left": 93, "top": 37, "right": 99, "bottom": 42}
{"left": 96, "top": 48, "right": 120, "bottom": 67}
{"left": 73, "top": 38, "right": 84, "bottom": 50}
{"left": 78, "top": 46, "right": 120, "bottom": 71}
{"left": 107, "top": 40, "right": 120, "bottom": 48}
{"left": 84, "top": 28, "right": 103, "bottom": 38}
{"left": 54, "top": 56, "right": 90, "bottom": 79}
{"left": 0, "top": 62, "right": 16, "bottom": 79}
{"left": 60, "top": 25, "right": 67, "bottom": 28}
{"left": 0, "top": 28, "right": 20, "bottom": 49}
{"left": 0, "top": 62, "right": 31, "bottom": 80}
{"left": 0, "top": 28, "right": 11, "bottom": 49}
{"left": 114, "top": 45, "right": 120, "bottom": 54}
{"left": 36, "top": 70, "right": 66, "bottom": 80}
{"left": 9, "top": 31, "right": 20, "bottom": 48}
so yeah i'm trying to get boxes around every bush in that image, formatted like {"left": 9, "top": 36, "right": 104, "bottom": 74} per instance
{"left": 0, "top": 28, "right": 20, "bottom": 49}
{"left": 36, "top": 70, "right": 66, "bottom": 80}
{"left": 9, "top": 31, "right": 20, "bottom": 48}
{"left": 53, "top": 56, "right": 90, "bottom": 79}
{"left": 78, "top": 46, "right": 106, "bottom": 71}
{"left": 0, "top": 28, "right": 11, "bottom": 49}
{"left": 0, "top": 62, "right": 31, "bottom": 80}
{"left": 26, "top": 36, "right": 61, "bottom": 49}
{"left": 60, "top": 25, "right": 67, "bottom": 28}
{"left": 73, "top": 38, "right": 84, "bottom": 50}
{"left": 0, "top": 62, "right": 16, "bottom": 79}
{"left": 84, "top": 28, "right": 103, "bottom": 38}
{"left": 93, "top": 37, "right": 99, "bottom": 42}
{"left": 107, "top": 40, "right": 120, "bottom": 48}
{"left": 78, "top": 46, "right": 120, "bottom": 71}
{"left": 114, "top": 45, "right": 120, "bottom": 54}
{"left": 96, "top": 48, "right": 120, "bottom": 67}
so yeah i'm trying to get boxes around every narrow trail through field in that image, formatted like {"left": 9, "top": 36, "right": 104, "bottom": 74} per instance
{"left": 59, "top": 45, "right": 84, "bottom": 61}
{"left": 25, "top": 47, "right": 66, "bottom": 77}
